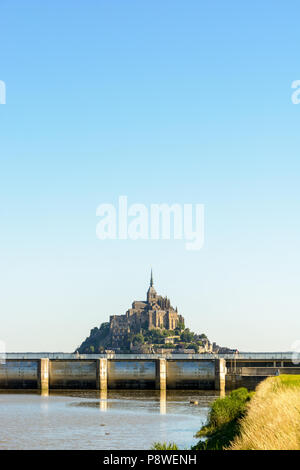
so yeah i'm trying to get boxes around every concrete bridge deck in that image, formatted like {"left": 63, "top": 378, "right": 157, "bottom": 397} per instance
{"left": 0, "top": 353, "right": 298, "bottom": 391}
{"left": 3, "top": 352, "right": 296, "bottom": 360}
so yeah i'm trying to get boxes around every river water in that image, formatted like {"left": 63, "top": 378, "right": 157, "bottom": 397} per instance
{"left": 0, "top": 390, "right": 218, "bottom": 450}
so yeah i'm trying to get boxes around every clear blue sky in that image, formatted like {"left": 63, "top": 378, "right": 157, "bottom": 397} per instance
{"left": 1, "top": 1, "right": 300, "bottom": 352}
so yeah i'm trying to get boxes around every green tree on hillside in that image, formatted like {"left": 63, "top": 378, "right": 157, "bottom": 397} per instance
{"left": 180, "top": 328, "right": 195, "bottom": 343}
{"left": 132, "top": 333, "right": 145, "bottom": 345}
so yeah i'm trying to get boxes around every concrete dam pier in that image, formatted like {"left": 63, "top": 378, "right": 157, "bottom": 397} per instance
{"left": 0, "top": 353, "right": 298, "bottom": 391}
{"left": 0, "top": 354, "right": 225, "bottom": 391}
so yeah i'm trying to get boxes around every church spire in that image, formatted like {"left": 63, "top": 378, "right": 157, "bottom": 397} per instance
{"left": 147, "top": 268, "right": 157, "bottom": 303}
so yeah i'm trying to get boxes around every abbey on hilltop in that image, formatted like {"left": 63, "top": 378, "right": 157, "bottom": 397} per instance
{"left": 76, "top": 271, "right": 235, "bottom": 354}
{"left": 109, "top": 270, "right": 184, "bottom": 348}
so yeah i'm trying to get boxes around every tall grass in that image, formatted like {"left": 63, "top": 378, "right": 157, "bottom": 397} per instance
{"left": 229, "top": 375, "right": 300, "bottom": 450}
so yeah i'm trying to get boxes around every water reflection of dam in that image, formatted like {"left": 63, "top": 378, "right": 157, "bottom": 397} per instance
{"left": 0, "top": 353, "right": 299, "bottom": 391}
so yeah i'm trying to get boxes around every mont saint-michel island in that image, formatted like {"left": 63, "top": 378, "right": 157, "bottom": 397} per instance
{"left": 76, "top": 271, "right": 235, "bottom": 355}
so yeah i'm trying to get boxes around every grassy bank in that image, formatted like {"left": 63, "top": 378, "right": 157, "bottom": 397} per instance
{"left": 229, "top": 375, "right": 300, "bottom": 450}
{"left": 193, "top": 375, "right": 300, "bottom": 450}
{"left": 153, "top": 376, "right": 300, "bottom": 450}
{"left": 192, "top": 388, "right": 253, "bottom": 450}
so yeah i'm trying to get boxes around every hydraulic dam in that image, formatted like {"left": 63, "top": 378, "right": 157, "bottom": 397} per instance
{"left": 0, "top": 353, "right": 299, "bottom": 392}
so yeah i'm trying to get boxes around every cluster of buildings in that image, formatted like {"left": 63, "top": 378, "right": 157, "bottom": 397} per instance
{"left": 77, "top": 271, "right": 236, "bottom": 355}
{"left": 108, "top": 271, "right": 235, "bottom": 354}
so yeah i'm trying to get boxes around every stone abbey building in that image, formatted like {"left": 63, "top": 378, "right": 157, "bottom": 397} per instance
{"left": 110, "top": 271, "right": 185, "bottom": 348}
{"left": 76, "top": 270, "right": 236, "bottom": 354}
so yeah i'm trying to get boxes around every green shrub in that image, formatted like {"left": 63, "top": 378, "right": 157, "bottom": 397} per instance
{"left": 193, "top": 387, "right": 253, "bottom": 450}
{"left": 180, "top": 328, "right": 195, "bottom": 343}
{"left": 132, "top": 333, "right": 144, "bottom": 345}
{"left": 208, "top": 388, "right": 251, "bottom": 428}
{"left": 151, "top": 442, "right": 179, "bottom": 450}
